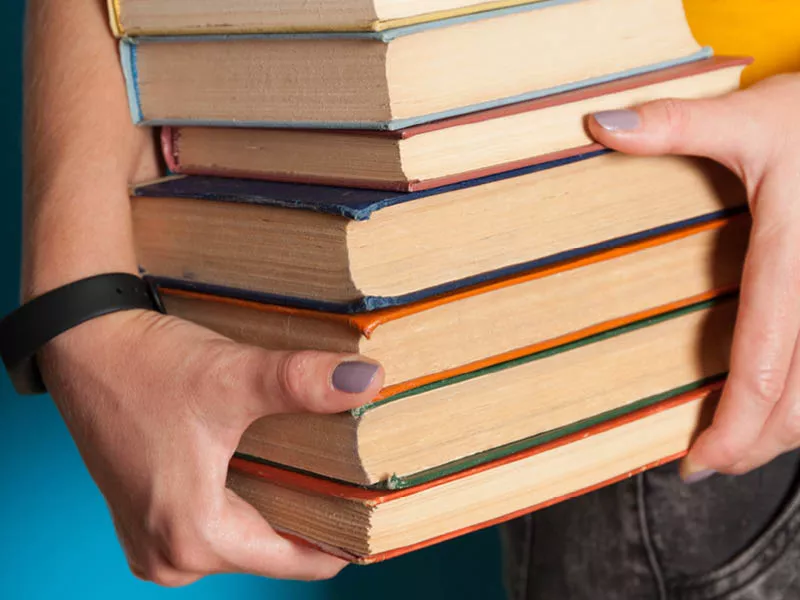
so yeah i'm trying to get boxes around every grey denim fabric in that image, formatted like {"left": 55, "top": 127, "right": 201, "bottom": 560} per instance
{"left": 502, "top": 450, "right": 800, "bottom": 600}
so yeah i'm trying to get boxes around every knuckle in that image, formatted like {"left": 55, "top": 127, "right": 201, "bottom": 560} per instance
{"left": 745, "top": 367, "right": 785, "bottom": 410}
{"left": 276, "top": 351, "right": 317, "bottom": 403}
{"left": 146, "top": 510, "right": 219, "bottom": 575}
{"left": 658, "top": 98, "right": 690, "bottom": 139}
{"left": 162, "top": 540, "right": 209, "bottom": 574}
{"left": 132, "top": 558, "right": 192, "bottom": 588}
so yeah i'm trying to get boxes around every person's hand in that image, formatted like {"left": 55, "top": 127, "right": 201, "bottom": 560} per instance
{"left": 40, "top": 309, "right": 384, "bottom": 586}
{"left": 588, "top": 73, "right": 800, "bottom": 480}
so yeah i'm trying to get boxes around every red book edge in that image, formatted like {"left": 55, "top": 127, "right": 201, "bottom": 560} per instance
{"left": 162, "top": 56, "right": 752, "bottom": 192}
{"left": 230, "top": 381, "right": 723, "bottom": 563}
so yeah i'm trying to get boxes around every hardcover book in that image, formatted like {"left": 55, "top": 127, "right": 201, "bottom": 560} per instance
{"left": 234, "top": 298, "right": 736, "bottom": 486}
{"left": 162, "top": 57, "right": 749, "bottom": 191}
{"left": 162, "top": 216, "right": 749, "bottom": 399}
{"left": 228, "top": 383, "right": 723, "bottom": 563}
{"left": 120, "top": 0, "right": 709, "bottom": 129}
{"left": 108, "top": 0, "right": 547, "bottom": 36}
{"left": 132, "top": 152, "right": 747, "bottom": 312}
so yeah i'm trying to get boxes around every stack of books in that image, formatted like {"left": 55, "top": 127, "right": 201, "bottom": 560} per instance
{"left": 112, "top": 0, "right": 750, "bottom": 563}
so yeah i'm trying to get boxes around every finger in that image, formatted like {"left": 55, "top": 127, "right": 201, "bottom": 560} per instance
{"left": 245, "top": 349, "right": 385, "bottom": 417}
{"left": 726, "top": 328, "right": 800, "bottom": 474}
{"left": 587, "top": 93, "right": 767, "bottom": 184}
{"left": 209, "top": 489, "right": 348, "bottom": 581}
{"left": 131, "top": 562, "right": 203, "bottom": 588}
{"left": 202, "top": 342, "right": 385, "bottom": 421}
{"left": 684, "top": 173, "right": 800, "bottom": 476}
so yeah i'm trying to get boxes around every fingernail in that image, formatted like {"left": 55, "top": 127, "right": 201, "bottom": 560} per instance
{"left": 680, "top": 457, "right": 717, "bottom": 484}
{"left": 593, "top": 109, "right": 641, "bottom": 132}
{"left": 683, "top": 469, "right": 716, "bottom": 484}
{"left": 332, "top": 361, "right": 379, "bottom": 394}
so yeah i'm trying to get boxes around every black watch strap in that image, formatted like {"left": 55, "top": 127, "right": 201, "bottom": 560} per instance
{"left": 0, "top": 273, "right": 164, "bottom": 396}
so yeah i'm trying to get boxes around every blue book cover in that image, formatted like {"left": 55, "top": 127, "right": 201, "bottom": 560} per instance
{"left": 134, "top": 150, "right": 747, "bottom": 313}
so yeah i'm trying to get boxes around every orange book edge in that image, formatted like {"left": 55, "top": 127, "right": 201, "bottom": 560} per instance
{"left": 230, "top": 382, "right": 723, "bottom": 564}
{"left": 161, "top": 215, "right": 746, "bottom": 400}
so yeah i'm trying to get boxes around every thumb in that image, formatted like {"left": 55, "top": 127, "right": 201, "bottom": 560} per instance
{"left": 239, "top": 347, "right": 384, "bottom": 418}
{"left": 587, "top": 94, "right": 761, "bottom": 182}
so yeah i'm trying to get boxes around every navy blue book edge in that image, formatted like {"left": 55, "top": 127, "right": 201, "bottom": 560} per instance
{"left": 133, "top": 151, "right": 747, "bottom": 313}
{"left": 147, "top": 208, "right": 744, "bottom": 314}
{"left": 134, "top": 149, "right": 607, "bottom": 221}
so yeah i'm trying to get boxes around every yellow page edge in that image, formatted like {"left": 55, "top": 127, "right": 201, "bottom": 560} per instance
{"left": 109, "top": 0, "right": 542, "bottom": 37}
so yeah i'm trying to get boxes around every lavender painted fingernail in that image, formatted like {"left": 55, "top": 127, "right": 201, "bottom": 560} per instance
{"left": 593, "top": 109, "right": 642, "bottom": 132}
{"left": 683, "top": 469, "right": 716, "bottom": 485}
{"left": 332, "top": 361, "right": 378, "bottom": 394}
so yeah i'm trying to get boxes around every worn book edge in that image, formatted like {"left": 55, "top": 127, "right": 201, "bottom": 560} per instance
{"left": 230, "top": 382, "right": 723, "bottom": 563}
{"left": 122, "top": 41, "right": 713, "bottom": 129}
{"left": 110, "top": 0, "right": 550, "bottom": 37}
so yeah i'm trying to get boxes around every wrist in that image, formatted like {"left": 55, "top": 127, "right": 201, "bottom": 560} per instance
{"left": 2, "top": 274, "right": 163, "bottom": 395}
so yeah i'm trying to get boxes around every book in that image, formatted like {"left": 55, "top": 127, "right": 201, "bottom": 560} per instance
{"left": 108, "top": 0, "right": 547, "bottom": 36}
{"left": 234, "top": 298, "right": 735, "bottom": 487}
{"left": 120, "top": 0, "right": 710, "bottom": 129}
{"left": 228, "top": 382, "right": 723, "bottom": 563}
{"left": 161, "top": 216, "right": 749, "bottom": 398}
{"left": 162, "top": 57, "right": 749, "bottom": 191}
{"left": 132, "top": 152, "right": 747, "bottom": 312}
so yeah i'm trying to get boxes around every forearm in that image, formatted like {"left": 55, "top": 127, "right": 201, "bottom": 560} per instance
{"left": 22, "top": 0, "right": 158, "bottom": 301}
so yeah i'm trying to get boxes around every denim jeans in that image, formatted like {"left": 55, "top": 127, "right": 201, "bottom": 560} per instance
{"left": 502, "top": 450, "right": 800, "bottom": 599}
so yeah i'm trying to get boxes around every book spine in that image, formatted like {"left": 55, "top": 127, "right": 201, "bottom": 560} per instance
{"left": 119, "top": 39, "right": 143, "bottom": 124}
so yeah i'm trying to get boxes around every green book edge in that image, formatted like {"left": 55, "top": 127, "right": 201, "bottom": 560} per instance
{"left": 236, "top": 376, "right": 725, "bottom": 491}
{"left": 353, "top": 294, "right": 736, "bottom": 416}
{"left": 235, "top": 295, "right": 734, "bottom": 490}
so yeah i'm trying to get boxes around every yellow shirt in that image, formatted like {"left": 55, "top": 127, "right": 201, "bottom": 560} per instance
{"left": 684, "top": 0, "right": 800, "bottom": 85}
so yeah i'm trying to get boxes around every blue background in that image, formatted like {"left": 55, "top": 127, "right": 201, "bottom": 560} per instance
{"left": 0, "top": 3, "right": 503, "bottom": 598}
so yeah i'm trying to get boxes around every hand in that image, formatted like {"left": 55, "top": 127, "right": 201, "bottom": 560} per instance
{"left": 40, "top": 309, "right": 384, "bottom": 586}
{"left": 588, "top": 74, "right": 800, "bottom": 479}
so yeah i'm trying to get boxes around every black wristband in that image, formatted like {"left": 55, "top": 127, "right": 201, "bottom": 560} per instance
{"left": 0, "top": 273, "right": 164, "bottom": 395}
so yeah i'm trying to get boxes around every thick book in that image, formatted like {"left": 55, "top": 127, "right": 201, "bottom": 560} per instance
{"left": 163, "top": 57, "right": 749, "bottom": 191}
{"left": 108, "top": 0, "right": 546, "bottom": 36}
{"left": 132, "top": 152, "right": 747, "bottom": 313}
{"left": 234, "top": 298, "right": 735, "bottom": 487}
{"left": 120, "top": 0, "right": 709, "bottom": 129}
{"left": 162, "top": 216, "right": 749, "bottom": 399}
{"left": 228, "top": 382, "right": 723, "bottom": 563}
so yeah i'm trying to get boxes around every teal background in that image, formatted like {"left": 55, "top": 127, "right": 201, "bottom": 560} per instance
{"left": 0, "top": 3, "right": 503, "bottom": 598}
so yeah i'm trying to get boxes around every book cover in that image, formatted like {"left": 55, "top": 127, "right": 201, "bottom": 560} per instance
{"left": 234, "top": 296, "right": 735, "bottom": 491}
{"left": 160, "top": 215, "right": 746, "bottom": 399}
{"left": 134, "top": 154, "right": 748, "bottom": 313}
{"left": 162, "top": 57, "right": 751, "bottom": 191}
{"left": 109, "top": 0, "right": 550, "bottom": 37}
{"left": 123, "top": 47, "right": 712, "bottom": 130}
{"left": 229, "top": 381, "right": 724, "bottom": 563}
{"left": 119, "top": 0, "right": 713, "bottom": 129}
